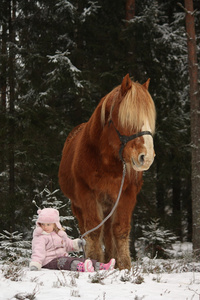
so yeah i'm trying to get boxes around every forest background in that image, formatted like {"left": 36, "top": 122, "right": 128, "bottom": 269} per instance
{"left": 0, "top": 0, "right": 200, "bottom": 254}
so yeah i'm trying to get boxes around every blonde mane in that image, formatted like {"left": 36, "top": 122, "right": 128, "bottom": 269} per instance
{"left": 101, "top": 82, "right": 156, "bottom": 134}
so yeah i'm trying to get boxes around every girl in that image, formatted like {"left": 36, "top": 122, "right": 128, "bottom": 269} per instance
{"left": 30, "top": 208, "right": 115, "bottom": 272}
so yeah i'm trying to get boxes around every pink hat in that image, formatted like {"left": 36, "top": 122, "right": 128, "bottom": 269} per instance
{"left": 36, "top": 208, "right": 62, "bottom": 229}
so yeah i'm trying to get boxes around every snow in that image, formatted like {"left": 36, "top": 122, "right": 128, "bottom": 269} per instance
{"left": 1, "top": 262, "right": 200, "bottom": 300}
{"left": 80, "top": 1, "right": 101, "bottom": 23}
{"left": 1, "top": 243, "right": 200, "bottom": 300}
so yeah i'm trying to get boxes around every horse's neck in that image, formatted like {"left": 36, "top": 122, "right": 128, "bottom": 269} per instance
{"left": 87, "top": 106, "right": 103, "bottom": 142}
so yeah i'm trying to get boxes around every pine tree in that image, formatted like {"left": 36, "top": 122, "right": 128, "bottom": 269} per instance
{"left": 0, "top": 0, "right": 98, "bottom": 233}
{"left": 0, "top": 230, "right": 31, "bottom": 264}
{"left": 0, "top": 0, "right": 199, "bottom": 245}
{"left": 32, "top": 187, "right": 78, "bottom": 238}
{"left": 138, "top": 218, "right": 177, "bottom": 259}
{"left": 124, "top": 0, "right": 191, "bottom": 241}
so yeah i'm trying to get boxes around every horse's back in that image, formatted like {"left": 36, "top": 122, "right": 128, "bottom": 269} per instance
{"left": 64, "top": 123, "right": 85, "bottom": 146}
{"left": 59, "top": 123, "right": 85, "bottom": 198}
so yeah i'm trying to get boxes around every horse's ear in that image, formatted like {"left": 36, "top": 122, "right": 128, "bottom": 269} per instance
{"left": 143, "top": 78, "right": 150, "bottom": 90}
{"left": 121, "top": 74, "right": 132, "bottom": 96}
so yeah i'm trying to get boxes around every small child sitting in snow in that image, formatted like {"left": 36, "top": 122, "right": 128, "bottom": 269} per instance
{"left": 30, "top": 208, "right": 115, "bottom": 272}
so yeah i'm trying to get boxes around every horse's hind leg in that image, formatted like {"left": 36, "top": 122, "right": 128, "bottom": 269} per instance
{"left": 71, "top": 204, "right": 85, "bottom": 235}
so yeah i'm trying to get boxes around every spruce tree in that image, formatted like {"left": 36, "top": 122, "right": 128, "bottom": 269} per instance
{"left": 125, "top": 0, "right": 191, "bottom": 241}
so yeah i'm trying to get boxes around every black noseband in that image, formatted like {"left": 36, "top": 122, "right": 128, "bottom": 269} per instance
{"left": 109, "top": 120, "right": 153, "bottom": 162}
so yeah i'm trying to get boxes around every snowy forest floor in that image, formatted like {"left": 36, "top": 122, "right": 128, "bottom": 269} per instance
{"left": 1, "top": 243, "right": 200, "bottom": 300}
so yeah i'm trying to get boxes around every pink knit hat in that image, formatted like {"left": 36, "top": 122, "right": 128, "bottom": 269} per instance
{"left": 36, "top": 208, "right": 62, "bottom": 229}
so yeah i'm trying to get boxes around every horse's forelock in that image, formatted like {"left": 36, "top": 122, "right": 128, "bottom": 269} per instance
{"left": 101, "top": 82, "right": 156, "bottom": 133}
{"left": 118, "top": 83, "right": 156, "bottom": 133}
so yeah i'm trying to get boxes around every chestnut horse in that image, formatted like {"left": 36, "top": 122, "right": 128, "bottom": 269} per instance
{"left": 59, "top": 74, "right": 156, "bottom": 270}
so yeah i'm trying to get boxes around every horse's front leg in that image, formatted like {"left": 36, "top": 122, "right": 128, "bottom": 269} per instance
{"left": 103, "top": 216, "right": 114, "bottom": 262}
{"left": 112, "top": 195, "right": 137, "bottom": 270}
{"left": 85, "top": 230, "right": 104, "bottom": 262}
{"left": 75, "top": 188, "right": 104, "bottom": 262}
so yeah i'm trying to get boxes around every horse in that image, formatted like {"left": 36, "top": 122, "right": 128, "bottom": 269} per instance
{"left": 59, "top": 74, "right": 156, "bottom": 270}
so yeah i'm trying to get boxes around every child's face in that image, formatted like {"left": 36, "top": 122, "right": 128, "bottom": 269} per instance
{"left": 40, "top": 223, "right": 55, "bottom": 233}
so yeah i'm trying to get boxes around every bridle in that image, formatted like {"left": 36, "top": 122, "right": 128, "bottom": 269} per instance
{"left": 109, "top": 120, "right": 153, "bottom": 162}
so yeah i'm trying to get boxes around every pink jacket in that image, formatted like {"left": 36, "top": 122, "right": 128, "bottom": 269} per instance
{"left": 30, "top": 227, "right": 80, "bottom": 270}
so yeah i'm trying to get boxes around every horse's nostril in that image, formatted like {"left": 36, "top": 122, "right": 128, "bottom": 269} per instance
{"left": 138, "top": 153, "right": 145, "bottom": 165}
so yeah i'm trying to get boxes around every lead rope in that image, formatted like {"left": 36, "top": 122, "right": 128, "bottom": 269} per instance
{"left": 80, "top": 161, "right": 127, "bottom": 259}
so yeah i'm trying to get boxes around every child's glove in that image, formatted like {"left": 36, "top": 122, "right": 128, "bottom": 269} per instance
{"left": 78, "top": 238, "right": 86, "bottom": 249}
{"left": 30, "top": 266, "right": 39, "bottom": 271}
{"left": 29, "top": 261, "right": 41, "bottom": 271}
{"left": 73, "top": 238, "right": 86, "bottom": 252}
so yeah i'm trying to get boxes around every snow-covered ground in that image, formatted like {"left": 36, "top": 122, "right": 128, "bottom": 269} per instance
{"left": 1, "top": 265, "right": 200, "bottom": 300}
{"left": 1, "top": 243, "right": 200, "bottom": 300}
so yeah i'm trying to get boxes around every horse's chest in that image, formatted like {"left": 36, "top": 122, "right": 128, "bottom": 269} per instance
{"left": 98, "top": 193, "right": 114, "bottom": 212}
{"left": 91, "top": 168, "right": 142, "bottom": 204}
{"left": 92, "top": 171, "right": 123, "bottom": 196}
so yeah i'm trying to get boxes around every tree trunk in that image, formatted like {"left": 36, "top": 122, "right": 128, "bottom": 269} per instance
{"left": 0, "top": 2, "right": 8, "bottom": 172}
{"left": 172, "top": 171, "right": 182, "bottom": 240}
{"left": 124, "top": 0, "right": 136, "bottom": 77}
{"left": 125, "top": 0, "right": 136, "bottom": 257}
{"left": 8, "top": 0, "right": 16, "bottom": 231}
{"left": 1, "top": 25, "right": 7, "bottom": 109}
{"left": 184, "top": 0, "right": 200, "bottom": 251}
{"left": 125, "top": 0, "right": 135, "bottom": 22}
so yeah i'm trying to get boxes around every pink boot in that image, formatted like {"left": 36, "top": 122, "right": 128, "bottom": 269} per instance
{"left": 77, "top": 259, "right": 94, "bottom": 272}
{"left": 99, "top": 258, "right": 116, "bottom": 271}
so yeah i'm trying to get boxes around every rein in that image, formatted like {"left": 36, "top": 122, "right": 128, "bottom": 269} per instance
{"left": 109, "top": 120, "right": 152, "bottom": 162}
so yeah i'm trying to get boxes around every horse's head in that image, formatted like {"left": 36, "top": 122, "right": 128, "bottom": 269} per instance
{"left": 101, "top": 74, "right": 156, "bottom": 172}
